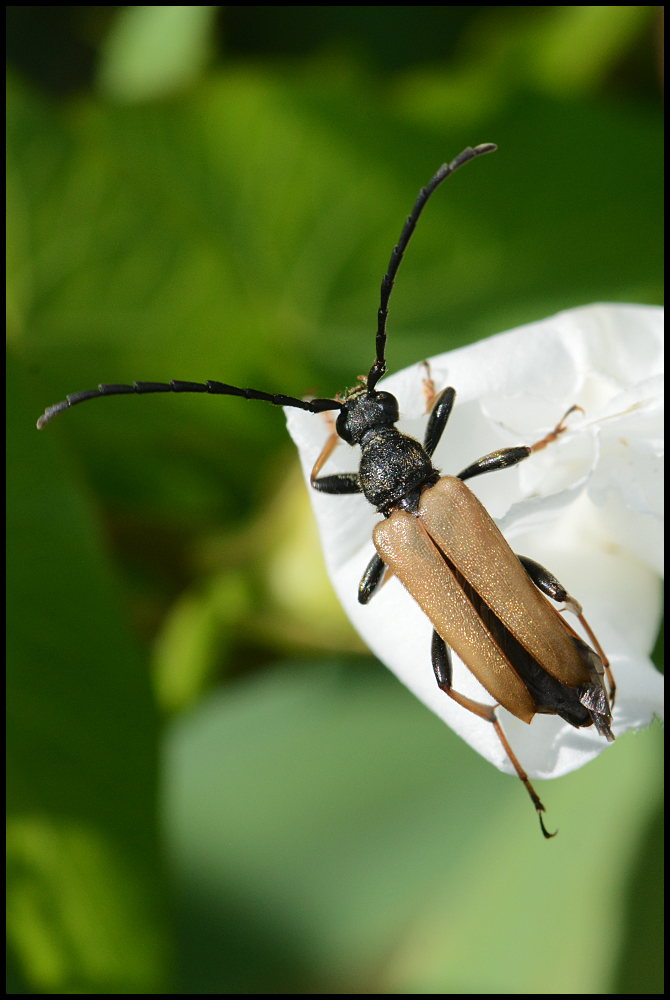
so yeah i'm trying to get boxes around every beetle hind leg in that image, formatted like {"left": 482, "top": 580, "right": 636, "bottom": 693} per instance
{"left": 431, "top": 630, "right": 557, "bottom": 839}
{"left": 431, "top": 631, "right": 496, "bottom": 723}
{"left": 492, "top": 717, "right": 557, "bottom": 839}
{"left": 517, "top": 555, "right": 616, "bottom": 709}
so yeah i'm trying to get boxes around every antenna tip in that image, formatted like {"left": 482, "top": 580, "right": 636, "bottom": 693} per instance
{"left": 36, "top": 400, "right": 70, "bottom": 429}
{"left": 36, "top": 410, "right": 56, "bottom": 429}
{"left": 475, "top": 143, "right": 497, "bottom": 155}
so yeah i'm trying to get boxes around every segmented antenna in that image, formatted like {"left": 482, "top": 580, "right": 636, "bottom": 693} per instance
{"left": 37, "top": 143, "right": 496, "bottom": 427}
{"left": 367, "top": 142, "right": 497, "bottom": 392}
{"left": 37, "top": 380, "right": 342, "bottom": 429}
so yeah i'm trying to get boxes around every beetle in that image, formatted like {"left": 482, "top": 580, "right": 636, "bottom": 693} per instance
{"left": 37, "top": 143, "right": 615, "bottom": 837}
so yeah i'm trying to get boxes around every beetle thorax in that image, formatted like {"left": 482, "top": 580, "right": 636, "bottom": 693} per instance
{"left": 358, "top": 426, "right": 439, "bottom": 517}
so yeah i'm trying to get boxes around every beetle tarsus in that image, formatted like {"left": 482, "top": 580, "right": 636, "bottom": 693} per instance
{"left": 431, "top": 657, "right": 559, "bottom": 840}
{"left": 455, "top": 401, "right": 585, "bottom": 483}
{"left": 492, "top": 717, "right": 558, "bottom": 839}
{"left": 530, "top": 403, "right": 584, "bottom": 453}
{"left": 538, "top": 810, "right": 558, "bottom": 840}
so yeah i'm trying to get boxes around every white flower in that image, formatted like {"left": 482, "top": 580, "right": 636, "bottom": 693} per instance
{"left": 286, "top": 304, "right": 664, "bottom": 779}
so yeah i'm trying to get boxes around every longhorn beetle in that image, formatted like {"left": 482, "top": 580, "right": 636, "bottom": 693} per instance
{"left": 38, "top": 143, "right": 616, "bottom": 837}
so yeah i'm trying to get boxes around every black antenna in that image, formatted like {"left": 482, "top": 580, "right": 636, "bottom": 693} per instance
{"left": 37, "top": 379, "right": 343, "bottom": 429}
{"left": 367, "top": 142, "right": 497, "bottom": 392}
{"left": 37, "top": 144, "right": 496, "bottom": 428}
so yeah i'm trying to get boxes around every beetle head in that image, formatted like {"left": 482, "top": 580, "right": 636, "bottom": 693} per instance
{"left": 336, "top": 390, "right": 399, "bottom": 444}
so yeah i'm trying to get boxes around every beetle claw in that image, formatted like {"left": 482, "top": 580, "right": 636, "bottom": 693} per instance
{"left": 538, "top": 809, "right": 558, "bottom": 839}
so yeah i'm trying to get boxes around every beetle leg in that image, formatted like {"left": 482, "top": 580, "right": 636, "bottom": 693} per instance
{"left": 576, "top": 617, "right": 615, "bottom": 708}
{"left": 431, "top": 632, "right": 495, "bottom": 721}
{"left": 423, "top": 387, "right": 457, "bottom": 459}
{"left": 529, "top": 404, "right": 583, "bottom": 454}
{"left": 456, "top": 405, "right": 583, "bottom": 482}
{"left": 310, "top": 427, "right": 340, "bottom": 484}
{"left": 311, "top": 472, "right": 362, "bottom": 494}
{"left": 420, "top": 360, "right": 450, "bottom": 417}
{"left": 310, "top": 422, "right": 363, "bottom": 494}
{"left": 517, "top": 555, "right": 616, "bottom": 707}
{"left": 358, "top": 553, "right": 386, "bottom": 605}
{"left": 457, "top": 446, "right": 532, "bottom": 482}
{"left": 492, "top": 718, "right": 557, "bottom": 839}
{"left": 421, "top": 361, "right": 438, "bottom": 412}
{"left": 431, "top": 630, "right": 556, "bottom": 839}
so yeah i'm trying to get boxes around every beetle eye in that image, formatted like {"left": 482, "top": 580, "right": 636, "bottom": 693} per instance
{"left": 336, "top": 408, "right": 354, "bottom": 443}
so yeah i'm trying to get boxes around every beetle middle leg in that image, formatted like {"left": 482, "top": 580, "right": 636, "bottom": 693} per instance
{"left": 456, "top": 404, "right": 582, "bottom": 483}
{"left": 517, "top": 555, "right": 616, "bottom": 707}
{"left": 431, "top": 630, "right": 556, "bottom": 839}
{"left": 358, "top": 552, "right": 386, "bottom": 604}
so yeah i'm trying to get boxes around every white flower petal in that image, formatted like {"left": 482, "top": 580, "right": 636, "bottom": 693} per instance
{"left": 286, "top": 304, "right": 664, "bottom": 779}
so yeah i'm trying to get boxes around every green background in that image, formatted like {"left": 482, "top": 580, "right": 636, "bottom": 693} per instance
{"left": 7, "top": 7, "right": 664, "bottom": 993}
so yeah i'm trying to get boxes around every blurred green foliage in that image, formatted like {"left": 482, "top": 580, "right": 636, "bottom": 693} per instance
{"left": 7, "top": 7, "right": 663, "bottom": 994}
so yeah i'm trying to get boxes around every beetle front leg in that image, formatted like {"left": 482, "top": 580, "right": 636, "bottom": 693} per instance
{"left": 310, "top": 425, "right": 340, "bottom": 485}
{"left": 310, "top": 426, "right": 363, "bottom": 494}
{"left": 456, "top": 404, "right": 581, "bottom": 483}
{"left": 517, "top": 555, "right": 616, "bottom": 707}
{"left": 431, "top": 630, "right": 556, "bottom": 839}
{"left": 311, "top": 473, "right": 362, "bottom": 494}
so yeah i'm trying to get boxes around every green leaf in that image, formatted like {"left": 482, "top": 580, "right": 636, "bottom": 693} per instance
{"left": 8, "top": 41, "right": 662, "bottom": 994}
{"left": 7, "top": 354, "right": 173, "bottom": 992}
{"left": 164, "top": 659, "right": 664, "bottom": 993}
